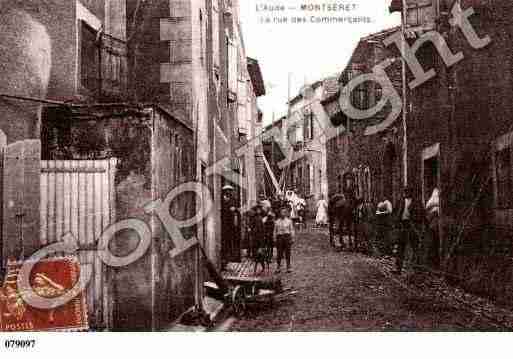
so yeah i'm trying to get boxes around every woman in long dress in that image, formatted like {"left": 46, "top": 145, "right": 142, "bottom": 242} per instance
{"left": 315, "top": 195, "right": 329, "bottom": 227}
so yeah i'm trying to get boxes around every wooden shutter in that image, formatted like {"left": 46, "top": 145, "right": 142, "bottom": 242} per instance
{"left": 3, "top": 140, "right": 41, "bottom": 261}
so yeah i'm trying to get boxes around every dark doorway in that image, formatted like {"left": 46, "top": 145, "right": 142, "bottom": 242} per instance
{"left": 424, "top": 156, "right": 439, "bottom": 202}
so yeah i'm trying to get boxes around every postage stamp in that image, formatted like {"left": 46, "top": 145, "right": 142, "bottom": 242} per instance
{"left": 0, "top": 257, "right": 88, "bottom": 332}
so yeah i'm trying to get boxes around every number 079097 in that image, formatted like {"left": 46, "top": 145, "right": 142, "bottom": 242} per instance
{"left": 4, "top": 339, "right": 36, "bottom": 349}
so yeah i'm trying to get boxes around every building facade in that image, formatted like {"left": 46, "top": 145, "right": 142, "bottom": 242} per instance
{"left": 389, "top": 0, "right": 513, "bottom": 302}
{"left": 278, "top": 79, "right": 337, "bottom": 214}
{"left": 0, "top": 0, "right": 265, "bottom": 330}
{"left": 323, "top": 27, "right": 403, "bottom": 206}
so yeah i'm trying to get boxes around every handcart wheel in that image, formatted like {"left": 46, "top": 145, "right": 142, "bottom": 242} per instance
{"left": 232, "top": 285, "right": 247, "bottom": 318}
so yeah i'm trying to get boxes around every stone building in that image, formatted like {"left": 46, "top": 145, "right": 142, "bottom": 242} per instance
{"left": 0, "top": 0, "right": 265, "bottom": 330}
{"left": 42, "top": 104, "right": 195, "bottom": 331}
{"left": 126, "top": 0, "right": 264, "bottom": 267}
{"left": 389, "top": 0, "right": 513, "bottom": 302}
{"left": 323, "top": 27, "right": 403, "bottom": 205}
{"left": 275, "top": 78, "right": 338, "bottom": 215}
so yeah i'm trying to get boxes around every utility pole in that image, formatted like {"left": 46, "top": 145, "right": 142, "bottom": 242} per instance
{"left": 287, "top": 72, "right": 292, "bottom": 192}
{"left": 271, "top": 111, "right": 275, "bottom": 196}
{"left": 401, "top": 0, "right": 408, "bottom": 188}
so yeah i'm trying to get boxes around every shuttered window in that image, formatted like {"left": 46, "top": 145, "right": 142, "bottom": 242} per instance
{"left": 80, "top": 21, "right": 100, "bottom": 92}
{"left": 405, "top": 0, "right": 435, "bottom": 27}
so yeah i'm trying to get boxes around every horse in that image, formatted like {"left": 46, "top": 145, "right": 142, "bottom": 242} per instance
{"left": 328, "top": 193, "right": 358, "bottom": 251}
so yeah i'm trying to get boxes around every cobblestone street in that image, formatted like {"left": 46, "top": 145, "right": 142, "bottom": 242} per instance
{"left": 231, "top": 226, "right": 505, "bottom": 331}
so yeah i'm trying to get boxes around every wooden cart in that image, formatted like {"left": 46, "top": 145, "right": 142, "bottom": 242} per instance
{"left": 201, "top": 247, "right": 296, "bottom": 318}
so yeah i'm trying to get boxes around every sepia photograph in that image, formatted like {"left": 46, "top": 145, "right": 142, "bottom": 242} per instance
{"left": 0, "top": 0, "right": 511, "bottom": 356}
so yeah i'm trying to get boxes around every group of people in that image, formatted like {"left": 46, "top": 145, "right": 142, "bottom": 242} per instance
{"left": 374, "top": 186, "right": 441, "bottom": 274}
{"left": 322, "top": 178, "right": 441, "bottom": 275}
{"left": 284, "top": 190, "right": 307, "bottom": 227}
{"left": 246, "top": 193, "right": 298, "bottom": 274}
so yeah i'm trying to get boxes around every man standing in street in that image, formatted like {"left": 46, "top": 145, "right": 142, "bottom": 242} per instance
{"left": 393, "top": 187, "right": 424, "bottom": 275}
{"left": 221, "top": 185, "right": 241, "bottom": 268}
{"left": 375, "top": 195, "right": 394, "bottom": 255}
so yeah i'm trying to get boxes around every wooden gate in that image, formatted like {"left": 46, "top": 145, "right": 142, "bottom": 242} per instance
{"left": 40, "top": 159, "right": 117, "bottom": 329}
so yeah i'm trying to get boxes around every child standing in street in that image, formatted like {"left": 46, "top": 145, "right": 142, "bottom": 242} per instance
{"left": 249, "top": 205, "right": 264, "bottom": 261}
{"left": 274, "top": 207, "right": 295, "bottom": 273}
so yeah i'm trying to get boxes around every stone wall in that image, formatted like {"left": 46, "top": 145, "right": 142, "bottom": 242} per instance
{"left": 42, "top": 106, "right": 197, "bottom": 330}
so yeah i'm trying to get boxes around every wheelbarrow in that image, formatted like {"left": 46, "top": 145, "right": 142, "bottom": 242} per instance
{"left": 200, "top": 246, "right": 297, "bottom": 318}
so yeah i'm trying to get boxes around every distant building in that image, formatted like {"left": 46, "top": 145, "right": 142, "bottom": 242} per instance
{"left": 261, "top": 78, "right": 338, "bottom": 215}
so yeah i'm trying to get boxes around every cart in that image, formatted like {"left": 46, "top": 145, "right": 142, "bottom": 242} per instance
{"left": 200, "top": 246, "right": 297, "bottom": 318}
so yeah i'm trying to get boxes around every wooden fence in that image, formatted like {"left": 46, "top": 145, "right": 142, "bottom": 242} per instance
{"left": 40, "top": 159, "right": 117, "bottom": 330}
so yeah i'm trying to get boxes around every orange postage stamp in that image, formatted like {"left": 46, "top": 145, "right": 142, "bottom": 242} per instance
{"left": 0, "top": 257, "right": 88, "bottom": 332}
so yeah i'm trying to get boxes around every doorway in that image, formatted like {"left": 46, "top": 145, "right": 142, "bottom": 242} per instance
{"left": 422, "top": 143, "right": 441, "bottom": 268}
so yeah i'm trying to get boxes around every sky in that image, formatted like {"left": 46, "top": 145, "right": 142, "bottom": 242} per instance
{"left": 238, "top": 0, "right": 400, "bottom": 125}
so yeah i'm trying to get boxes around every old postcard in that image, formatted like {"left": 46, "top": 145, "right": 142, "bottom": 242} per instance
{"left": 0, "top": 0, "right": 511, "bottom": 357}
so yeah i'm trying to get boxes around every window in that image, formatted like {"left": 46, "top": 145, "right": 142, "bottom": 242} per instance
{"left": 80, "top": 21, "right": 100, "bottom": 92}
{"left": 496, "top": 148, "right": 512, "bottom": 208}
{"left": 352, "top": 83, "right": 368, "bottom": 110}
{"left": 303, "top": 116, "right": 310, "bottom": 141}
{"left": 417, "top": 42, "right": 437, "bottom": 78}
{"left": 309, "top": 113, "right": 315, "bottom": 140}
{"left": 405, "top": 1, "right": 435, "bottom": 28}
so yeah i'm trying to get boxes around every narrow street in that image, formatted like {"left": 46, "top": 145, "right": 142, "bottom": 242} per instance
{"left": 231, "top": 226, "right": 504, "bottom": 331}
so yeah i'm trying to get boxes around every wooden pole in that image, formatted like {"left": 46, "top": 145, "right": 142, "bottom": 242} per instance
{"left": 401, "top": 0, "right": 408, "bottom": 188}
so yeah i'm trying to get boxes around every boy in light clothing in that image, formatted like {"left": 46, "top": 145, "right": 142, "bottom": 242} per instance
{"left": 274, "top": 207, "right": 295, "bottom": 273}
